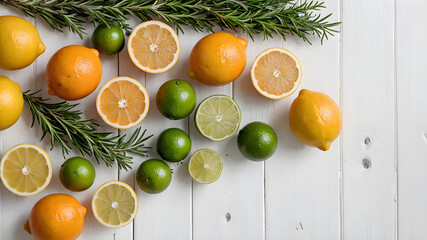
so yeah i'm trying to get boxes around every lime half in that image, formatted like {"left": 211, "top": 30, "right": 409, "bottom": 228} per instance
{"left": 195, "top": 95, "right": 241, "bottom": 141}
{"left": 189, "top": 149, "right": 223, "bottom": 184}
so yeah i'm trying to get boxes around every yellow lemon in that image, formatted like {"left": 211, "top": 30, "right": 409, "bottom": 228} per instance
{"left": 0, "top": 16, "right": 45, "bottom": 70}
{"left": 289, "top": 89, "right": 342, "bottom": 151}
{"left": 189, "top": 32, "right": 247, "bottom": 86}
{"left": 0, "top": 75, "right": 24, "bottom": 130}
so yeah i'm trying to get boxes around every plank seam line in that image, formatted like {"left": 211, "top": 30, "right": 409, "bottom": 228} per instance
{"left": 189, "top": 95, "right": 193, "bottom": 240}
{"left": 338, "top": 0, "right": 344, "bottom": 239}
{"left": 393, "top": 0, "right": 399, "bottom": 239}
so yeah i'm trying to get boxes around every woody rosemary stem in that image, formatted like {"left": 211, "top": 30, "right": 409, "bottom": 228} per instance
{"left": 23, "top": 90, "right": 153, "bottom": 171}
{"left": 0, "top": 0, "right": 340, "bottom": 44}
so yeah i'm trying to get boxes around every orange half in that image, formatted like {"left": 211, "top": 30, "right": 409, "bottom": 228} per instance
{"left": 251, "top": 47, "right": 302, "bottom": 99}
{"left": 96, "top": 77, "right": 149, "bottom": 129}
{"left": 128, "top": 20, "right": 180, "bottom": 73}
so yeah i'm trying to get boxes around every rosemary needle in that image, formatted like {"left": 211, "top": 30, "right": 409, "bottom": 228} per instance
{"left": 0, "top": 0, "right": 340, "bottom": 44}
{"left": 23, "top": 90, "right": 153, "bottom": 171}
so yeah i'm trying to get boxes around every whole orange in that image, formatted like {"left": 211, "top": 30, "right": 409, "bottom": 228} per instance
{"left": 188, "top": 32, "right": 247, "bottom": 86}
{"left": 46, "top": 45, "right": 102, "bottom": 100}
{"left": 24, "top": 193, "right": 86, "bottom": 240}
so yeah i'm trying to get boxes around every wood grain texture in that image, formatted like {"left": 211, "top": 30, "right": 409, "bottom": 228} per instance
{"left": 0, "top": 9, "right": 125, "bottom": 239}
{"left": 262, "top": 1, "right": 341, "bottom": 239}
{"left": 341, "top": 0, "right": 397, "bottom": 239}
{"left": 396, "top": 1, "right": 427, "bottom": 239}
{"left": 6, "top": 0, "right": 427, "bottom": 239}
{"left": 0, "top": 9, "right": 38, "bottom": 240}
{"left": 118, "top": 18, "right": 192, "bottom": 240}
{"left": 188, "top": 28, "right": 266, "bottom": 239}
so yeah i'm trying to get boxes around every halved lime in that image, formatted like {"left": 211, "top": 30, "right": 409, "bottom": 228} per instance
{"left": 188, "top": 149, "right": 223, "bottom": 184}
{"left": 194, "top": 95, "right": 241, "bottom": 141}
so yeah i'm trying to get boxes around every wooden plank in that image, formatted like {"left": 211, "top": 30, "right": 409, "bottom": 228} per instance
{"left": 0, "top": 9, "right": 38, "bottom": 240}
{"left": 341, "top": 0, "right": 397, "bottom": 239}
{"left": 34, "top": 19, "right": 125, "bottom": 240}
{"left": 118, "top": 20, "right": 192, "bottom": 240}
{"left": 396, "top": 1, "right": 427, "bottom": 239}
{"left": 189, "top": 30, "right": 265, "bottom": 239}
{"left": 0, "top": 8, "right": 126, "bottom": 239}
{"left": 261, "top": 1, "right": 341, "bottom": 239}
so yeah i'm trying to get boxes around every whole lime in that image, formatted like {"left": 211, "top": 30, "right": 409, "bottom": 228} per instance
{"left": 136, "top": 159, "right": 172, "bottom": 194}
{"left": 59, "top": 157, "right": 96, "bottom": 192}
{"left": 91, "top": 23, "right": 125, "bottom": 55}
{"left": 237, "top": 122, "right": 278, "bottom": 161}
{"left": 156, "top": 128, "right": 191, "bottom": 162}
{"left": 156, "top": 80, "right": 196, "bottom": 120}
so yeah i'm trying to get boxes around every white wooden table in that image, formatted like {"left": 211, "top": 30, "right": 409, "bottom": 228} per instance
{"left": 1, "top": 0, "right": 425, "bottom": 239}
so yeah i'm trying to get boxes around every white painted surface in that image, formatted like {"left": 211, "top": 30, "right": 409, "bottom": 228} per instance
{"left": 1, "top": 1, "right": 426, "bottom": 239}
{"left": 341, "top": 0, "right": 397, "bottom": 239}
{"left": 396, "top": 1, "right": 427, "bottom": 240}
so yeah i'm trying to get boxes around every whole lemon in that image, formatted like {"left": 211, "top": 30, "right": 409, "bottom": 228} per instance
{"left": 46, "top": 45, "right": 102, "bottom": 100}
{"left": 0, "top": 16, "right": 45, "bottom": 70}
{"left": 24, "top": 193, "right": 86, "bottom": 240}
{"left": 188, "top": 32, "right": 247, "bottom": 86}
{"left": 0, "top": 75, "right": 24, "bottom": 130}
{"left": 289, "top": 89, "right": 342, "bottom": 151}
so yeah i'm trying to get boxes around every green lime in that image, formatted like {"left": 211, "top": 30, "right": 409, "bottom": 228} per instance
{"left": 237, "top": 121, "right": 278, "bottom": 161}
{"left": 156, "top": 79, "right": 196, "bottom": 120}
{"left": 136, "top": 159, "right": 172, "bottom": 194}
{"left": 59, "top": 157, "right": 96, "bottom": 191}
{"left": 195, "top": 95, "right": 241, "bottom": 141}
{"left": 156, "top": 128, "right": 191, "bottom": 162}
{"left": 92, "top": 23, "right": 125, "bottom": 55}
{"left": 188, "top": 149, "right": 223, "bottom": 184}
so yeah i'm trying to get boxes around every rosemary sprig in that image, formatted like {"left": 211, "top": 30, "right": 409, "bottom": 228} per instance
{"left": 0, "top": 0, "right": 340, "bottom": 44}
{"left": 23, "top": 90, "right": 153, "bottom": 171}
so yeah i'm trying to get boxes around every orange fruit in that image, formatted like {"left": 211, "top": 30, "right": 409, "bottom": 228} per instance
{"left": 96, "top": 77, "right": 149, "bottom": 129}
{"left": 24, "top": 193, "right": 86, "bottom": 240}
{"left": 46, "top": 45, "right": 102, "bottom": 100}
{"left": 188, "top": 32, "right": 247, "bottom": 86}
{"left": 128, "top": 20, "right": 180, "bottom": 73}
{"left": 251, "top": 47, "right": 302, "bottom": 99}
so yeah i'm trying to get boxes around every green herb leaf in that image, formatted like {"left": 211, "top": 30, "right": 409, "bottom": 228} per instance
{"left": 23, "top": 90, "right": 153, "bottom": 171}
{"left": 0, "top": 0, "right": 340, "bottom": 44}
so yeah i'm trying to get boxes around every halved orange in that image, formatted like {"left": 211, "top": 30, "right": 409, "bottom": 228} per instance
{"left": 128, "top": 20, "right": 180, "bottom": 73}
{"left": 251, "top": 48, "right": 302, "bottom": 99}
{"left": 96, "top": 77, "right": 149, "bottom": 129}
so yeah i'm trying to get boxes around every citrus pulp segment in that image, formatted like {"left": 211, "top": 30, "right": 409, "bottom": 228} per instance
{"left": 195, "top": 95, "right": 241, "bottom": 141}
{"left": 92, "top": 180, "right": 138, "bottom": 228}
{"left": 0, "top": 144, "right": 52, "bottom": 197}
{"left": 251, "top": 47, "right": 302, "bottom": 99}
{"left": 96, "top": 77, "right": 149, "bottom": 129}
{"left": 128, "top": 20, "right": 180, "bottom": 73}
{"left": 188, "top": 149, "right": 223, "bottom": 184}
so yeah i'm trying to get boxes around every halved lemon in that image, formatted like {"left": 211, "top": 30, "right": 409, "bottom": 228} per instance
{"left": 0, "top": 144, "right": 52, "bottom": 197}
{"left": 251, "top": 47, "right": 302, "bottom": 99}
{"left": 92, "top": 180, "right": 138, "bottom": 228}
{"left": 194, "top": 95, "right": 241, "bottom": 141}
{"left": 189, "top": 149, "right": 223, "bottom": 184}
{"left": 96, "top": 77, "right": 149, "bottom": 129}
{"left": 128, "top": 20, "right": 180, "bottom": 73}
